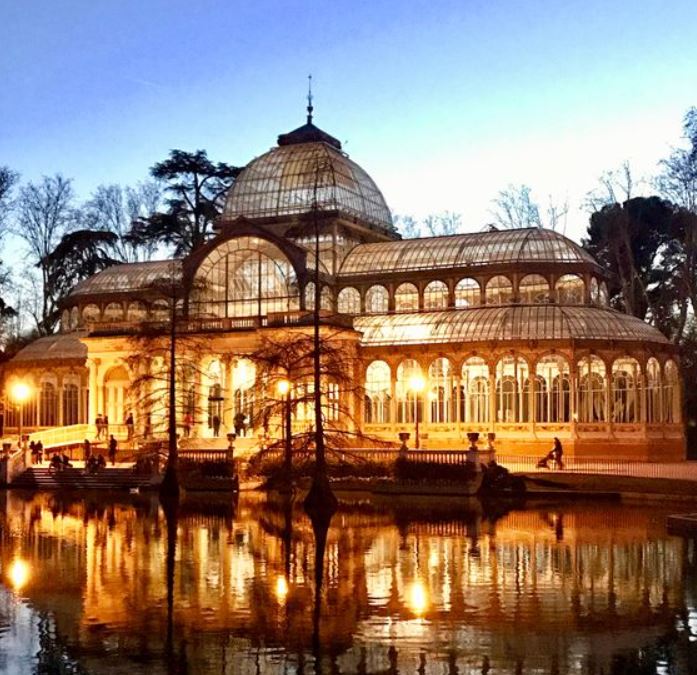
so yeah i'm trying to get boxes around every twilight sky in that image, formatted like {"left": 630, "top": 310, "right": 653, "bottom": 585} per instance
{"left": 1, "top": 0, "right": 695, "bottom": 245}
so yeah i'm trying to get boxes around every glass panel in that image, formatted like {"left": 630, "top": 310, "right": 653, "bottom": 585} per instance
{"left": 612, "top": 357, "right": 641, "bottom": 423}
{"left": 577, "top": 356, "right": 607, "bottom": 422}
{"left": 454, "top": 278, "right": 480, "bottom": 308}
{"left": 535, "top": 355, "right": 570, "bottom": 422}
{"left": 424, "top": 280, "right": 448, "bottom": 310}
{"left": 395, "top": 283, "right": 419, "bottom": 312}
{"left": 495, "top": 356, "right": 529, "bottom": 422}
{"left": 396, "top": 359, "right": 423, "bottom": 424}
{"left": 365, "top": 360, "right": 391, "bottom": 423}
{"left": 338, "top": 287, "right": 361, "bottom": 314}
{"left": 461, "top": 357, "right": 489, "bottom": 424}
{"left": 556, "top": 274, "right": 585, "bottom": 304}
{"left": 486, "top": 276, "right": 514, "bottom": 305}
{"left": 365, "top": 285, "right": 388, "bottom": 314}
{"left": 519, "top": 274, "right": 551, "bottom": 304}
{"left": 428, "top": 358, "right": 452, "bottom": 423}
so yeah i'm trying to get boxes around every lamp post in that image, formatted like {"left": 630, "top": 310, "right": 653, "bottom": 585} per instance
{"left": 11, "top": 382, "right": 31, "bottom": 450}
{"left": 277, "top": 379, "right": 292, "bottom": 478}
{"left": 408, "top": 375, "right": 425, "bottom": 449}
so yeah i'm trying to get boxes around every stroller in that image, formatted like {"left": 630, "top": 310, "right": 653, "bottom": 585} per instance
{"left": 537, "top": 448, "right": 564, "bottom": 470}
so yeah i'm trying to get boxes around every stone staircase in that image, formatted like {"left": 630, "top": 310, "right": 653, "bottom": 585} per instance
{"left": 10, "top": 467, "right": 159, "bottom": 491}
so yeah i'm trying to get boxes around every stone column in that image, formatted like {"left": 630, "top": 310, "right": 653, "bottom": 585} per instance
{"left": 87, "top": 358, "right": 100, "bottom": 428}
{"left": 223, "top": 355, "right": 235, "bottom": 434}
{"left": 57, "top": 373, "right": 64, "bottom": 427}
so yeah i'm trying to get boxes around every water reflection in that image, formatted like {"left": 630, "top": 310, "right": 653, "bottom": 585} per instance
{"left": 0, "top": 490, "right": 695, "bottom": 673}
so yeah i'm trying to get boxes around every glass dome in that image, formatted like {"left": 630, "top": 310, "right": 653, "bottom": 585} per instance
{"left": 223, "top": 123, "right": 393, "bottom": 232}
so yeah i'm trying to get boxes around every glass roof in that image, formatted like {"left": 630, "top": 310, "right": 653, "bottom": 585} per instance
{"left": 70, "top": 260, "right": 183, "bottom": 297}
{"left": 355, "top": 306, "right": 669, "bottom": 347}
{"left": 11, "top": 333, "right": 87, "bottom": 363}
{"left": 340, "top": 228, "right": 597, "bottom": 276}
{"left": 223, "top": 141, "right": 393, "bottom": 231}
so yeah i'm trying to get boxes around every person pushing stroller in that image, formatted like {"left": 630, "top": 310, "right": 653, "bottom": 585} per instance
{"left": 537, "top": 437, "right": 564, "bottom": 470}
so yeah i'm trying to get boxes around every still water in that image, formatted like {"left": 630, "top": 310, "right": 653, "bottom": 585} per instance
{"left": 0, "top": 490, "right": 696, "bottom": 674}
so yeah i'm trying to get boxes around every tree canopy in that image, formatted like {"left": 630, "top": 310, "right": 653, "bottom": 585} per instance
{"left": 126, "top": 150, "right": 241, "bottom": 256}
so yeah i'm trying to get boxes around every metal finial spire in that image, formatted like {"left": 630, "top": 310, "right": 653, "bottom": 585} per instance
{"left": 306, "top": 74, "right": 314, "bottom": 124}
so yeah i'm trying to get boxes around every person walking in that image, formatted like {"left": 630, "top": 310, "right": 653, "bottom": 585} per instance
{"left": 103, "top": 415, "right": 110, "bottom": 439}
{"left": 108, "top": 435, "right": 118, "bottom": 466}
{"left": 83, "top": 438, "right": 92, "bottom": 464}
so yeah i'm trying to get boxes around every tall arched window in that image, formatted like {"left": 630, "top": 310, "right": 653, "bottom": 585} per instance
{"left": 646, "top": 358, "right": 661, "bottom": 423}
{"left": 194, "top": 236, "right": 299, "bottom": 318}
{"left": 233, "top": 359, "right": 255, "bottom": 426}
{"left": 461, "top": 357, "right": 489, "bottom": 423}
{"left": 62, "top": 382, "right": 79, "bottom": 426}
{"left": 305, "top": 283, "right": 333, "bottom": 312}
{"left": 39, "top": 381, "right": 57, "bottom": 427}
{"left": 103, "top": 303, "right": 123, "bottom": 321}
{"left": 555, "top": 274, "right": 585, "bottom": 305}
{"left": 664, "top": 360, "right": 680, "bottom": 423}
{"left": 82, "top": 304, "right": 100, "bottom": 323}
{"left": 127, "top": 301, "right": 148, "bottom": 322}
{"left": 486, "top": 276, "right": 514, "bottom": 305}
{"left": 395, "top": 283, "right": 419, "bottom": 312}
{"left": 577, "top": 356, "right": 606, "bottom": 422}
{"left": 590, "top": 277, "right": 600, "bottom": 305}
{"left": 519, "top": 275, "right": 550, "bottom": 304}
{"left": 207, "top": 359, "right": 224, "bottom": 431}
{"left": 454, "top": 278, "right": 480, "bottom": 308}
{"left": 495, "top": 356, "right": 529, "bottom": 422}
{"left": 535, "top": 355, "right": 570, "bottom": 422}
{"left": 396, "top": 359, "right": 423, "bottom": 424}
{"left": 365, "top": 285, "right": 388, "bottom": 314}
{"left": 70, "top": 307, "right": 79, "bottom": 329}
{"left": 365, "top": 360, "right": 391, "bottom": 423}
{"left": 338, "top": 287, "right": 361, "bottom": 314}
{"left": 424, "top": 281, "right": 448, "bottom": 310}
{"left": 428, "top": 358, "right": 453, "bottom": 423}
{"left": 612, "top": 357, "right": 641, "bottom": 423}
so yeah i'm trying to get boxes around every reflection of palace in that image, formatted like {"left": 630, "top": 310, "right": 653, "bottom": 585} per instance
{"left": 2, "top": 111, "right": 684, "bottom": 458}
{"left": 0, "top": 493, "right": 693, "bottom": 673}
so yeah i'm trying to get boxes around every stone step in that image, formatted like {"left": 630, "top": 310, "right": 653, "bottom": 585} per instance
{"left": 11, "top": 468, "right": 157, "bottom": 490}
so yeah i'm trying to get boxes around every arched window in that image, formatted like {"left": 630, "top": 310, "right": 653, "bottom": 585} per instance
{"left": 365, "top": 361, "right": 391, "bottom": 423}
{"left": 103, "top": 303, "right": 123, "bottom": 321}
{"left": 338, "top": 287, "right": 361, "bottom": 314}
{"left": 60, "top": 310, "right": 70, "bottom": 332}
{"left": 577, "top": 356, "right": 606, "bottom": 422}
{"left": 519, "top": 275, "right": 550, "bottom": 304}
{"left": 396, "top": 359, "right": 423, "bottom": 424}
{"left": 304, "top": 283, "right": 332, "bottom": 311}
{"left": 599, "top": 282, "right": 609, "bottom": 306}
{"left": 39, "top": 381, "right": 57, "bottom": 427}
{"left": 150, "top": 300, "right": 170, "bottom": 321}
{"left": 82, "top": 304, "right": 100, "bottom": 323}
{"left": 424, "top": 281, "right": 448, "bottom": 310}
{"left": 233, "top": 358, "right": 255, "bottom": 425}
{"left": 70, "top": 307, "right": 79, "bottom": 329}
{"left": 664, "top": 359, "right": 680, "bottom": 423}
{"left": 428, "top": 358, "right": 452, "bottom": 423}
{"left": 206, "top": 359, "right": 224, "bottom": 431}
{"left": 395, "top": 283, "right": 419, "bottom": 312}
{"left": 612, "top": 357, "right": 641, "bottom": 423}
{"left": 495, "top": 356, "right": 529, "bottom": 422}
{"left": 193, "top": 236, "right": 299, "bottom": 318}
{"left": 365, "top": 285, "right": 389, "bottom": 314}
{"left": 535, "top": 355, "right": 570, "bottom": 423}
{"left": 461, "top": 357, "right": 489, "bottom": 424}
{"left": 590, "top": 278, "right": 600, "bottom": 305}
{"left": 486, "top": 276, "right": 514, "bottom": 305}
{"left": 127, "top": 301, "right": 148, "bottom": 322}
{"left": 555, "top": 274, "right": 585, "bottom": 305}
{"left": 454, "top": 278, "right": 480, "bottom": 308}
{"left": 62, "top": 382, "right": 79, "bottom": 426}
{"left": 646, "top": 358, "right": 661, "bottom": 423}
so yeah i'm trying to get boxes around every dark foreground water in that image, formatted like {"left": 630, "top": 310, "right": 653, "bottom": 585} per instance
{"left": 0, "top": 491, "right": 696, "bottom": 675}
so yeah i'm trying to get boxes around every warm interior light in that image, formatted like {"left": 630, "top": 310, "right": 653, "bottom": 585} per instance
{"left": 406, "top": 579, "right": 428, "bottom": 616}
{"left": 275, "top": 575, "right": 289, "bottom": 602}
{"left": 8, "top": 558, "right": 30, "bottom": 590}
{"left": 277, "top": 379, "right": 290, "bottom": 396}
{"left": 11, "top": 382, "right": 31, "bottom": 403}
{"left": 408, "top": 375, "right": 425, "bottom": 392}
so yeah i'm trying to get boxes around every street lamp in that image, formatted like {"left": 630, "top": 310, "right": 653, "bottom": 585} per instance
{"left": 11, "top": 382, "right": 31, "bottom": 450}
{"left": 408, "top": 375, "right": 425, "bottom": 449}
{"left": 277, "top": 379, "right": 292, "bottom": 478}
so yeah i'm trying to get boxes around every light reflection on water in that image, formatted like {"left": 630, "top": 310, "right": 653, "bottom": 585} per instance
{"left": 0, "top": 491, "right": 696, "bottom": 674}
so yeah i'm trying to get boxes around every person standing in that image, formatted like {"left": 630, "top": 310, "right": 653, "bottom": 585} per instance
{"left": 553, "top": 437, "right": 564, "bottom": 470}
{"left": 212, "top": 414, "right": 221, "bottom": 437}
{"left": 108, "top": 435, "right": 118, "bottom": 466}
{"left": 104, "top": 415, "right": 110, "bottom": 439}
{"left": 234, "top": 412, "right": 247, "bottom": 438}
{"left": 36, "top": 440, "right": 44, "bottom": 464}
{"left": 125, "top": 412, "right": 134, "bottom": 440}
{"left": 183, "top": 413, "right": 193, "bottom": 438}
{"left": 95, "top": 414, "right": 103, "bottom": 439}
{"left": 83, "top": 438, "right": 92, "bottom": 464}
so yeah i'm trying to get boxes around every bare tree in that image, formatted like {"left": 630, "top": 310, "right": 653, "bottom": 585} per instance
{"left": 584, "top": 162, "right": 638, "bottom": 213}
{"left": 13, "top": 175, "right": 78, "bottom": 333}
{"left": 655, "top": 108, "right": 697, "bottom": 213}
{"left": 393, "top": 214, "right": 420, "bottom": 238}
{"left": 491, "top": 184, "right": 569, "bottom": 231}
{"left": 393, "top": 211, "right": 463, "bottom": 238}
{"left": 0, "top": 167, "right": 18, "bottom": 235}
{"left": 83, "top": 182, "right": 162, "bottom": 262}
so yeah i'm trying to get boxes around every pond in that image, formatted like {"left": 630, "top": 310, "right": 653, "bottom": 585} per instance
{"left": 0, "top": 490, "right": 696, "bottom": 674}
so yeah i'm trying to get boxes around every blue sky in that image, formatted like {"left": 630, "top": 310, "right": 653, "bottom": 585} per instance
{"left": 1, "top": 0, "right": 695, "bottom": 244}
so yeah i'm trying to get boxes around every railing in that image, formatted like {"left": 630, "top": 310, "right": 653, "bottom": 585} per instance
{"left": 0, "top": 448, "right": 28, "bottom": 485}
{"left": 179, "top": 448, "right": 232, "bottom": 462}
